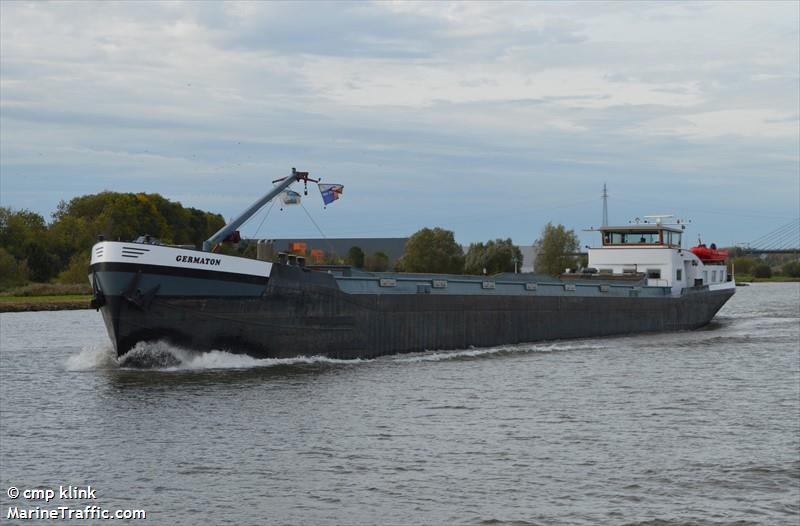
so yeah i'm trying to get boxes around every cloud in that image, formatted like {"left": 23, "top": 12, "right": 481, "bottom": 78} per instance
{"left": 638, "top": 109, "right": 799, "bottom": 139}
{"left": 1, "top": 0, "right": 798, "bottom": 247}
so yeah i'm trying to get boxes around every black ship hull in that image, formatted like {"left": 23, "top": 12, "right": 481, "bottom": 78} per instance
{"left": 91, "top": 262, "right": 735, "bottom": 360}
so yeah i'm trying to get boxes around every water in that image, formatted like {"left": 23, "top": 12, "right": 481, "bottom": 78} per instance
{"left": 1, "top": 283, "right": 798, "bottom": 525}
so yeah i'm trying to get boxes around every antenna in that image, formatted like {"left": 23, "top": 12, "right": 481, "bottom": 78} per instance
{"left": 643, "top": 214, "right": 674, "bottom": 225}
{"left": 602, "top": 183, "right": 609, "bottom": 227}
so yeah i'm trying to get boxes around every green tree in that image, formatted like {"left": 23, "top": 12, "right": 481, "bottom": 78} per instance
{"left": 55, "top": 191, "right": 224, "bottom": 248}
{"left": 753, "top": 264, "right": 772, "bottom": 278}
{"left": 464, "top": 238, "right": 523, "bottom": 275}
{"left": 781, "top": 261, "right": 800, "bottom": 277}
{"left": 727, "top": 246, "right": 745, "bottom": 258}
{"left": 364, "top": 251, "right": 389, "bottom": 272}
{"left": 0, "top": 207, "right": 47, "bottom": 258}
{"left": 0, "top": 247, "right": 29, "bottom": 290}
{"left": 1, "top": 193, "right": 228, "bottom": 286}
{"left": 46, "top": 215, "right": 94, "bottom": 269}
{"left": 323, "top": 253, "right": 346, "bottom": 265}
{"left": 55, "top": 250, "right": 92, "bottom": 284}
{"left": 347, "top": 246, "right": 365, "bottom": 268}
{"left": 399, "top": 227, "right": 464, "bottom": 274}
{"left": 730, "top": 256, "right": 757, "bottom": 275}
{"left": 22, "top": 239, "right": 59, "bottom": 282}
{"left": 533, "top": 222, "right": 580, "bottom": 276}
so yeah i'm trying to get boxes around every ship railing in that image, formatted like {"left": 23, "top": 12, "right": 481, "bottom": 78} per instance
{"left": 336, "top": 274, "right": 672, "bottom": 297}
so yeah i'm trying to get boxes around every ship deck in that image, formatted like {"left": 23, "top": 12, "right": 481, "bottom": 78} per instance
{"left": 328, "top": 268, "right": 681, "bottom": 298}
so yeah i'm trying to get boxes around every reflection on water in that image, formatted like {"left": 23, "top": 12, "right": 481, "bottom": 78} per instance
{"left": 1, "top": 283, "right": 798, "bottom": 526}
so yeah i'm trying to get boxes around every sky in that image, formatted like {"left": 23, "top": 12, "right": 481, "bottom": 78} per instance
{"left": 1, "top": 0, "right": 798, "bottom": 249}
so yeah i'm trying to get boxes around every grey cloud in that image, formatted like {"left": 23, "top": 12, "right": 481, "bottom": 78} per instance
{"left": 194, "top": 2, "right": 445, "bottom": 59}
{"left": 0, "top": 1, "right": 797, "bottom": 246}
{"left": 1, "top": 106, "right": 195, "bottom": 131}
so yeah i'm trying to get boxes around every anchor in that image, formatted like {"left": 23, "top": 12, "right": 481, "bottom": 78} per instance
{"left": 123, "top": 271, "right": 160, "bottom": 310}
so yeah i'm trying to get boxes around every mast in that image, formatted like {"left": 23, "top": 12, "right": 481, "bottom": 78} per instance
{"left": 602, "top": 183, "right": 609, "bottom": 227}
{"left": 202, "top": 168, "right": 317, "bottom": 252}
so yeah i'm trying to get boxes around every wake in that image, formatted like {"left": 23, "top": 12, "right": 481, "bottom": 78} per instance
{"left": 66, "top": 337, "right": 611, "bottom": 372}
{"left": 66, "top": 340, "right": 367, "bottom": 371}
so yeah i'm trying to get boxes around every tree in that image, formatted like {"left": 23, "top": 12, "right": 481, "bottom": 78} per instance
{"left": 727, "top": 246, "right": 745, "bottom": 258}
{"left": 0, "top": 247, "right": 29, "bottom": 290}
{"left": 324, "top": 253, "right": 347, "bottom": 265}
{"left": 781, "top": 261, "right": 800, "bottom": 277}
{"left": 729, "top": 256, "right": 757, "bottom": 276}
{"left": 346, "top": 246, "right": 365, "bottom": 268}
{"left": 464, "top": 238, "right": 523, "bottom": 275}
{"left": 753, "top": 264, "right": 772, "bottom": 278}
{"left": 55, "top": 191, "right": 224, "bottom": 248}
{"left": 0, "top": 207, "right": 47, "bottom": 259}
{"left": 22, "top": 239, "right": 59, "bottom": 282}
{"left": 399, "top": 227, "right": 464, "bottom": 274}
{"left": 46, "top": 215, "right": 94, "bottom": 269}
{"left": 533, "top": 222, "right": 579, "bottom": 276}
{"left": 364, "top": 251, "right": 389, "bottom": 272}
{"left": 0, "top": 193, "right": 227, "bottom": 287}
{"left": 55, "top": 250, "right": 92, "bottom": 284}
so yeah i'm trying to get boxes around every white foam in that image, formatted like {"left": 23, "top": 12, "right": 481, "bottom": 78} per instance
{"left": 67, "top": 339, "right": 368, "bottom": 371}
{"left": 160, "top": 347, "right": 368, "bottom": 371}
{"left": 65, "top": 344, "right": 119, "bottom": 371}
{"left": 67, "top": 338, "right": 604, "bottom": 371}
{"left": 392, "top": 341, "right": 607, "bottom": 363}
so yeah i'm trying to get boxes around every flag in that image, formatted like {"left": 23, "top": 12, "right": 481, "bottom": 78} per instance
{"left": 318, "top": 183, "right": 344, "bottom": 205}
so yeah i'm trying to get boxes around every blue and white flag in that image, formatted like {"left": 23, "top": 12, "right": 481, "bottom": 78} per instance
{"left": 318, "top": 183, "right": 344, "bottom": 205}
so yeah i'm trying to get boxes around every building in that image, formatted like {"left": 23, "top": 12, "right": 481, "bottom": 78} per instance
{"left": 255, "top": 237, "right": 539, "bottom": 272}
{"left": 253, "top": 237, "right": 409, "bottom": 265}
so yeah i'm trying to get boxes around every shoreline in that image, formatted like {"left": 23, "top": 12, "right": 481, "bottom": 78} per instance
{"left": 734, "top": 277, "right": 800, "bottom": 283}
{"left": 0, "top": 296, "right": 92, "bottom": 313}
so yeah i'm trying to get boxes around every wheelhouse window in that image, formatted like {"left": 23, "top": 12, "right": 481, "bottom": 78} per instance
{"left": 666, "top": 231, "right": 682, "bottom": 247}
{"left": 605, "top": 231, "right": 660, "bottom": 245}
{"left": 676, "top": 268, "right": 682, "bottom": 281}
{"left": 601, "top": 228, "right": 682, "bottom": 247}
{"left": 647, "top": 269, "right": 661, "bottom": 279}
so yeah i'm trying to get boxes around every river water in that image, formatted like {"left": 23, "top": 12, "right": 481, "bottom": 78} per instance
{"left": 1, "top": 283, "right": 798, "bottom": 525}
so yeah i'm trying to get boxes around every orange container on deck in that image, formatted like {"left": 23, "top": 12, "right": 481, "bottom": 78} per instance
{"left": 288, "top": 242, "right": 307, "bottom": 255}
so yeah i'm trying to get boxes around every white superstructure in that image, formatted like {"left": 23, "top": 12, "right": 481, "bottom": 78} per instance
{"left": 90, "top": 241, "right": 273, "bottom": 277}
{"left": 586, "top": 221, "right": 734, "bottom": 294}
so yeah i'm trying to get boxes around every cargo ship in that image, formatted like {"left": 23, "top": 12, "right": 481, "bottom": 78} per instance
{"left": 88, "top": 169, "right": 735, "bottom": 360}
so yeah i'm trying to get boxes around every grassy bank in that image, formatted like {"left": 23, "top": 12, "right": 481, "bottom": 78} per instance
{"left": 734, "top": 274, "right": 800, "bottom": 283}
{"left": 0, "top": 283, "right": 93, "bottom": 312}
{"left": 0, "top": 295, "right": 92, "bottom": 312}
